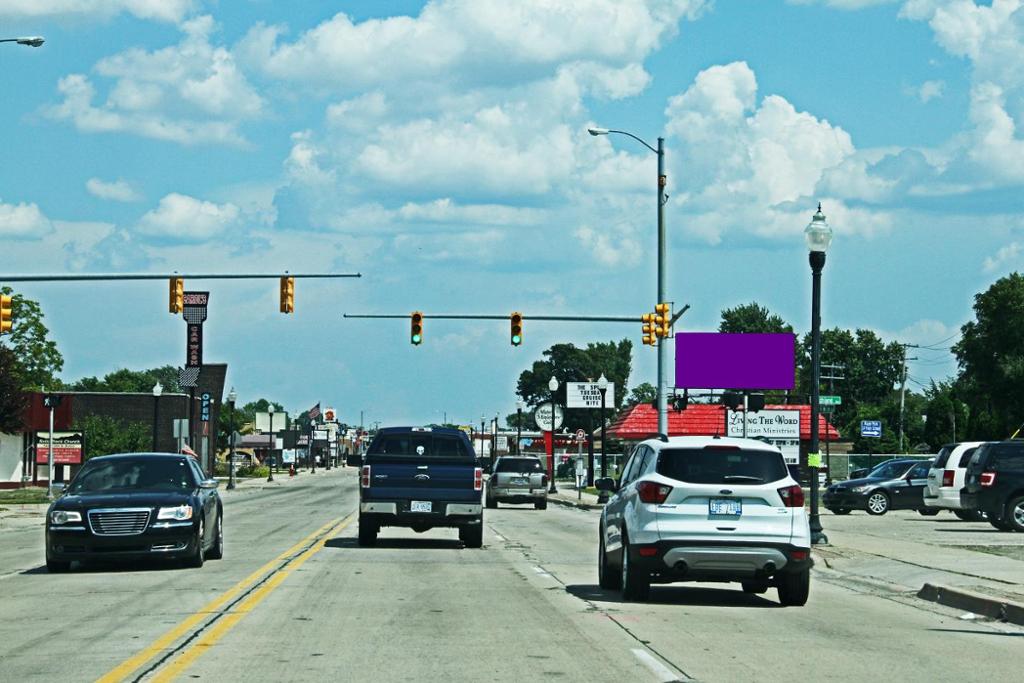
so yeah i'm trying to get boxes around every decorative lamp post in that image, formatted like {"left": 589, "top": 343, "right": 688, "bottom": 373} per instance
{"left": 805, "top": 203, "right": 833, "bottom": 546}
{"left": 588, "top": 126, "right": 668, "bottom": 436}
{"left": 0, "top": 36, "right": 45, "bottom": 47}
{"left": 597, "top": 374, "right": 610, "bottom": 503}
{"left": 226, "top": 388, "right": 237, "bottom": 490}
{"left": 548, "top": 376, "right": 559, "bottom": 494}
{"left": 515, "top": 400, "right": 524, "bottom": 455}
{"left": 480, "top": 415, "right": 486, "bottom": 460}
{"left": 151, "top": 382, "right": 163, "bottom": 451}
{"left": 267, "top": 404, "right": 275, "bottom": 483}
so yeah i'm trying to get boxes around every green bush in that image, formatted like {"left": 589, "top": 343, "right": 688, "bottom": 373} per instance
{"left": 235, "top": 465, "right": 269, "bottom": 478}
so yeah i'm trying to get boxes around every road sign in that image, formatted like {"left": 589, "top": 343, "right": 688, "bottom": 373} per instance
{"left": 575, "top": 429, "right": 586, "bottom": 442}
{"left": 860, "top": 420, "right": 882, "bottom": 438}
{"left": 533, "top": 402, "right": 564, "bottom": 432}
{"left": 496, "top": 435, "right": 508, "bottom": 451}
{"left": 819, "top": 395, "right": 842, "bottom": 406}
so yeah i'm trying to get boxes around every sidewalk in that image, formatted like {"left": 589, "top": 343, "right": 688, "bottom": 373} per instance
{"left": 547, "top": 481, "right": 604, "bottom": 510}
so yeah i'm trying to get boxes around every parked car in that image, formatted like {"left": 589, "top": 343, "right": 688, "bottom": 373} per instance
{"left": 45, "top": 453, "right": 223, "bottom": 572}
{"left": 358, "top": 426, "right": 484, "bottom": 547}
{"left": 962, "top": 440, "right": 1024, "bottom": 532}
{"left": 596, "top": 436, "right": 812, "bottom": 606}
{"left": 922, "top": 442, "right": 987, "bottom": 520}
{"left": 849, "top": 458, "right": 902, "bottom": 481}
{"left": 486, "top": 456, "right": 548, "bottom": 509}
{"left": 823, "top": 459, "right": 931, "bottom": 515}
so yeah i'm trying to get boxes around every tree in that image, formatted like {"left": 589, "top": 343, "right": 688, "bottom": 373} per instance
{"left": 719, "top": 303, "right": 793, "bottom": 334}
{"left": 65, "top": 366, "right": 182, "bottom": 393}
{"left": 74, "top": 414, "right": 149, "bottom": 460}
{"left": 0, "top": 346, "right": 28, "bottom": 433}
{"left": 625, "top": 383, "right": 657, "bottom": 407}
{"left": 0, "top": 287, "right": 63, "bottom": 390}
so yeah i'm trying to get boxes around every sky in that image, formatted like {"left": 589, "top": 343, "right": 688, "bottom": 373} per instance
{"left": 2, "top": 0, "right": 1022, "bottom": 428}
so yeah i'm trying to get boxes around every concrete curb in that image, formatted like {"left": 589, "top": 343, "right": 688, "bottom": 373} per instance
{"left": 548, "top": 495, "right": 604, "bottom": 511}
{"left": 917, "top": 583, "right": 1024, "bottom": 626}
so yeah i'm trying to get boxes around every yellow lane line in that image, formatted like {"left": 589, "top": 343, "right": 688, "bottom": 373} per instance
{"left": 150, "top": 514, "right": 354, "bottom": 682}
{"left": 97, "top": 516, "right": 344, "bottom": 683}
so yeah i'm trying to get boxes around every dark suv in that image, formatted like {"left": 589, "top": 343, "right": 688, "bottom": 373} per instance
{"left": 962, "top": 441, "right": 1024, "bottom": 532}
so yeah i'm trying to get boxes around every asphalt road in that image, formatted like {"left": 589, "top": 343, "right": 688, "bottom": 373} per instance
{"left": 2, "top": 470, "right": 1022, "bottom": 682}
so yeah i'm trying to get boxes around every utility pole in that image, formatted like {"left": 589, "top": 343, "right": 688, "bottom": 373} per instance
{"left": 897, "top": 344, "right": 919, "bottom": 453}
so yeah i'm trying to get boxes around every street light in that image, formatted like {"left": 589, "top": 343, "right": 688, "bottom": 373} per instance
{"left": 227, "top": 387, "right": 237, "bottom": 490}
{"left": 588, "top": 125, "right": 669, "bottom": 436}
{"left": 151, "top": 382, "right": 163, "bottom": 452}
{"left": 805, "top": 203, "right": 833, "bottom": 546}
{"left": 0, "top": 36, "right": 45, "bottom": 47}
{"left": 548, "top": 376, "right": 559, "bottom": 494}
{"left": 597, "top": 374, "right": 610, "bottom": 503}
{"left": 267, "top": 404, "right": 275, "bottom": 483}
{"left": 516, "top": 400, "right": 525, "bottom": 455}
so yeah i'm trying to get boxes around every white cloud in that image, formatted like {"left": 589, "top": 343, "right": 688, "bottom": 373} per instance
{"left": 0, "top": 0, "right": 194, "bottom": 23}
{"left": 46, "top": 16, "right": 262, "bottom": 147}
{"left": 86, "top": 178, "right": 142, "bottom": 202}
{"left": 574, "top": 224, "right": 643, "bottom": 266}
{"left": 788, "top": 0, "right": 898, "bottom": 8}
{"left": 983, "top": 241, "right": 1023, "bottom": 273}
{"left": 395, "top": 198, "right": 545, "bottom": 227}
{"left": 0, "top": 199, "right": 53, "bottom": 239}
{"left": 966, "top": 82, "right": 1024, "bottom": 181}
{"left": 917, "top": 79, "right": 945, "bottom": 102}
{"left": 137, "top": 193, "right": 240, "bottom": 242}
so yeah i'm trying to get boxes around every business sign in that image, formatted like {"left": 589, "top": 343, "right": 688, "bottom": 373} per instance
{"left": 313, "top": 429, "right": 329, "bottom": 440}
{"left": 496, "top": 435, "right": 508, "bottom": 451}
{"left": 566, "top": 382, "right": 616, "bottom": 409}
{"left": 255, "top": 412, "right": 288, "bottom": 433}
{"left": 324, "top": 407, "right": 336, "bottom": 422}
{"left": 860, "top": 420, "right": 882, "bottom": 438}
{"left": 726, "top": 410, "right": 800, "bottom": 439}
{"left": 200, "top": 392, "right": 212, "bottom": 422}
{"left": 282, "top": 449, "right": 297, "bottom": 464}
{"left": 182, "top": 291, "right": 209, "bottom": 369}
{"left": 35, "top": 431, "right": 84, "bottom": 465}
{"left": 675, "top": 333, "right": 795, "bottom": 390}
{"left": 533, "top": 402, "right": 565, "bottom": 432}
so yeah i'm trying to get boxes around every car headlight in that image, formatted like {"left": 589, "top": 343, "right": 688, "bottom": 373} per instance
{"left": 157, "top": 505, "right": 193, "bottom": 521}
{"left": 50, "top": 510, "right": 82, "bottom": 525}
{"left": 851, "top": 485, "right": 871, "bottom": 493}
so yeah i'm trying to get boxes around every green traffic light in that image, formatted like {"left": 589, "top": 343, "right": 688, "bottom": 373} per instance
{"left": 412, "top": 334, "right": 422, "bottom": 344}
{"left": 512, "top": 335, "right": 521, "bottom": 345}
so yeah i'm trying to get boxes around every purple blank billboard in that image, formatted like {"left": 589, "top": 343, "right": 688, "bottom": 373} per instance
{"left": 675, "top": 333, "right": 795, "bottom": 390}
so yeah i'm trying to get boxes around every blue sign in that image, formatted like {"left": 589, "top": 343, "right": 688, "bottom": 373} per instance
{"left": 860, "top": 420, "right": 882, "bottom": 438}
{"left": 200, "top": 392, "right": 212, "bottom": 422}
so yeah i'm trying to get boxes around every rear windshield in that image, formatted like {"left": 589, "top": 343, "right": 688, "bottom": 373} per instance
{"left": 69, "top": 458, "right": 194, "bottom": 494}
{"left": 986, "top": 443, "right": 1024, "bottom": 471}
{"left": 368, "top": 433, "right": 471, "bottom": 458}
{"left": 495, "top": 458, "right": 544, "bottom": 473}
{"left": 957, "top": 447, "right": 979, "bottom": 468}
{"left": 933, "top": 446, "right": 953, "bottom": 468}
{"left": 655, "top": 448, "right": 788, "bottom": 485}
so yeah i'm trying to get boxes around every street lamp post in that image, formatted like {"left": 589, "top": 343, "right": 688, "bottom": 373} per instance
{"left": 267, "top": 405, "right": 275, "bottom": 483}
{"left": 151, "top": 382, "right": 163, "bottom": 452}
{"left": 597, "top": 374, "right": 609, "bottom": 503}
{"left": 227, "top": 388, "right": 237, "bottom": 490}
{"left": 480, "top": 415, "right": 486, "bottom": 460}
{"left": 0, "top": 37, "right": 45, "bottom": 47}
{"left": 493, "top": 414, "right": 499, "bottom": 463}
{"left": 806, "top": 203, "right": 833, "bottom": 546}
{"left": 515, "top": 400, "right": 524, "bottom": 455}
{"left": 588, "top": 127, "right": 668, "bottom": 436}
{"left": 548, "top": 376, "right": 559, "bottom": 494}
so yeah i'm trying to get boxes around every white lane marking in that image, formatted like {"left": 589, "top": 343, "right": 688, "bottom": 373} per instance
{"left": 532, "top": 565, "right": 552, "bottom": 578}
{"left": 493, "top": 533, "right": 506, "bottom": 542}
{"left": 631, "top": 648, "right": 680, "bottom": 682}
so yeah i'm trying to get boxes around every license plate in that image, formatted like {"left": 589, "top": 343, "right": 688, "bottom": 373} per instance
{"left": 511, "top": 477, "right": 528, "bottom": 485}
{"left": 709, "top": 498, "right": 741, "bottom": 516}
{"left": 410, "top": 501, "right": 432, "bottom": 513}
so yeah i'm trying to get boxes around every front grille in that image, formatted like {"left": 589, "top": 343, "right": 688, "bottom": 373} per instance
{"left": 88, "top": 508, "right": 151, "bottom": 536}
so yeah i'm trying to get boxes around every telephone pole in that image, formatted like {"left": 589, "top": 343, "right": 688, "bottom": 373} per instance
{"left": 898, "top": 344, "right": 919, "bottom": 453}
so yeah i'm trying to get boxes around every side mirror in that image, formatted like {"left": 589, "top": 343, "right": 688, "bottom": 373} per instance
{"left": 53, "top": 482, "right": 67, "bottom": 496}
{"left": 595, "top": 477, "right": 617, "bottom": 493}
{"left": 200, "top": 478, "right": 219, "bottom": 490}
{"left": 483, "top": 464, "right": 493, "bottom": 475}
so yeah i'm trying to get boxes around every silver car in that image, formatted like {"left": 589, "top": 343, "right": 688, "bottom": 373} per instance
{"left": 486, "top": 456, "right": 548, "bottom": 509}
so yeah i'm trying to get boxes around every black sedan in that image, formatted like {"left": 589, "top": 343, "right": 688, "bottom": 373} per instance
{"left": 823, "top": 459, "right": 932, "bottom": 516}
{"left": 45, "top": 453, "right": 223, "bottom": 572}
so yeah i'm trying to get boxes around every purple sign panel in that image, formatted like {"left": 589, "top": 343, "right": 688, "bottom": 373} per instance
{"left": 675, "top": 333, "right": 795, "bottom": 390}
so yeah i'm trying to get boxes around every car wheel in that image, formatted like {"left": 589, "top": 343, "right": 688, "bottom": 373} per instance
{"left": 185, "top": 519, "right": 205, "bottom": 568}
{"left": 917, "top": 508, "right": 940, "bottom": 516}
{"left": 989, "top": 515, "right": 1014, "bottom": 531}
{"left": 535, "top": 499, "right": 547, "bottom": 510}
{"left": 357, "top": 517, "right": 378, "bottom": 546}
{"left": 485, "top": 493, "right": 497, "bottom": 509}
{"left": 741, "top": 580, "right": 769, "bottom": 594}
{"left": 829, "top": 508, "right": 851, "bottom": 515}
{"left": 620, "top": 533, "right": 650, "bottom": 601}
{"left": 865, "top": 491, "right": 890, "bottom": 515}
{"left": 1007, "top": 496, "right": 1024, "bottom": 533}
{"left": 206, "top": 510, "right": 224, "bottom": 560}
{"left": 459, "top": 521, "right": 483, "bottom": 548}
{"left": 777, "top": 569, "right": 810, "bottom": 606}
{"left": 46, "top": 558, "right": 71, "bottom": 573}
{"left": 598, "top": 529, "right": 621, "bottom": 590}
{"left": 954, "top": 510, "right": 984, "bottom": 522}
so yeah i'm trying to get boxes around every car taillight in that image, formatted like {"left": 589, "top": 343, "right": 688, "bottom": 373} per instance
{"left": 540, "top": 474, "right": 548, "bottom": 486}
{"left": 474, "top": 467, "right": 483, "bottom": 491}
{"left": 637, "top": 481, "right": 672, "bottom": 504}
{"left": 361, "top": 465, "right": 371, "bottom": 489}
{"left": 942, "top": 470, "right": 955, "bottom": 487}
{"left": 980, "top": 471, "right": 996, "bottom": 487}
{"left": 791, "top": 549, "right": 809, "bottom": 561}
{"left": 778, "top": 484, "right": 804, "bottom": 508}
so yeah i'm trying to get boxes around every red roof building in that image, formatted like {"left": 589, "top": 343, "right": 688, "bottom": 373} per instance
{"left": 606, "top": 403, "right": 840, "bottom": 442}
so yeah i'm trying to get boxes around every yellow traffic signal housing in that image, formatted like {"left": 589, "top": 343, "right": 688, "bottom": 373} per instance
{"left": 280, "top": 276, "right": 295, "bottom": 313}
{"left": 655, "top": 302, "right": 671, "bottom": 338}
{"left": 510, "top": 312, "right": 523, "bottom": 346}
{"left": 169, "top": 278, "right": 184, "bottom": 314}
{"left": 0, "top": 294, "right": 13, "bottom": 334}
{"left": 411, "top": 311, "right": 424, "bottom": 345}
{"left": 641, "top": 312, "right": 657, "bottom": 346}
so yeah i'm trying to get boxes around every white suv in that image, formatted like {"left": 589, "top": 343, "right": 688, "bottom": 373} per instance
{"left": 596, "top": 435, "right": 812, "bottom": 605}
{"left": 923, "top": 441, "right": 987, "bottom": 520}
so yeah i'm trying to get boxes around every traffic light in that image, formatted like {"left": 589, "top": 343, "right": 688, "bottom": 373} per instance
{"left": 0, "top": 294, "right": 12, "bottom": 334}
{"left": 280, "top": 276, "right": 294, "bottom": 314}
{"left": 169, "top": 277, "right": 183, "bottom": 314}
{"left": 510, "top": 312, "right": 523, "bottom": 346}
{"left": 641, "top": 313, "right": 657, "bottom": 346}
{"left": 410, "top": 311, "right": 424, "bottom": 345}
{"left": 655, "top": 302, "right": 671, "bottom": 338}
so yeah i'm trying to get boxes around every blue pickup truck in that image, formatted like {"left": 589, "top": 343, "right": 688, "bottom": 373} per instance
{"left": 358, "top": 427, "right": 484, "bottom": 547}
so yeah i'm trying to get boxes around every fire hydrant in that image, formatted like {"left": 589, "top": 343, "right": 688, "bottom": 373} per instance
{"left": 289, "top": 464, "right": 296, "bottom": 477}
